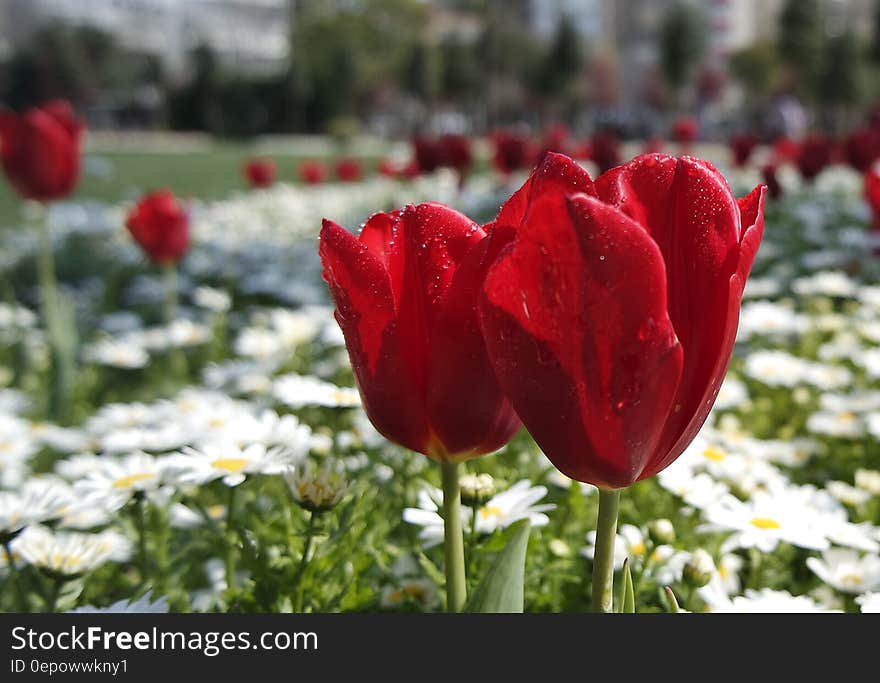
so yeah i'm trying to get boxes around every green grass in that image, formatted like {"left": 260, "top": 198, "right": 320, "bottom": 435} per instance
{"left": 0, "top": 141, "right": 383, "bottom": 228}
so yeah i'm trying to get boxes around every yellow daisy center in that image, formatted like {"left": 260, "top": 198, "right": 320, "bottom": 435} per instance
{"left": 702, "top": 446, "right": 727, "bottom": 462}
{"left": 211, "top": 458, "right": 249, "bottom": 473}
{"left": 750, "top": 517, "right": 782, "bottom": 530}
{"left": 113, "top": 472, "right": 155, "bottom": 489}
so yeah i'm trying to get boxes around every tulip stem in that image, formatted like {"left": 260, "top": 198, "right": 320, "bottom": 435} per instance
{"left": 36, "top": 211, "right": 76, "bottom": 424}
{"left": 162, "top": 261, "right": 178, "bottom": 324}
{"left": 440, "top": 461, "right": 467, "bottom": 612}
{"left": 591, "top": 487, "right": 621, "bottom": 613}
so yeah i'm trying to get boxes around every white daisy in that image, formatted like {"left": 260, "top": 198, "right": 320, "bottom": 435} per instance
{"left": 273, "top": 373, "right": 361, "bottom": 408}
{"left": 403, "top": 480, "right": 553, "bottom": 548}
{"left": 73, "top": 451, "right": 168, "bottom": 513}
{"left": 12, "top": 525, "right": 132, "bottom": 576}
{"left": 807, "top": 548, "right": 880, "bottom": 594}
{"left": 165, "top": 443, "right": 297, "bottom": 487}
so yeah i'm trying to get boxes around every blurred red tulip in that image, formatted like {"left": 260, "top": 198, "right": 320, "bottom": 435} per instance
{"left": 491, "top": 131, "right": 533, "bottom": 176}
{"left": 335, "top": 158, "right": 363, "bottom": 182}
{"left": 540, "top": 123, "right": 571, "bottom": 157}
{"left": 671, "top": 117, "right": 699, "bottom": 145}
{"left": 243, "top": 158, "right": 276, "bottom": 188}
{"left": 590, "top": 130, "right": 622, "bottom": 174}
{"left": 319, "top": 204, "right": 520, "bottom": 461}
{"left": 865, "top": 167, "right": 880, "bottom": 232}
{"left": 796, "top": 135, "right": 833, "bottom": 181}
{"left": 478, "top": 153, "right": 765, "bottom": 488}
{"left": 300, "top": 161, "right": 328, "bottom": 185}
{"left": 412, "top": 136, "right": 443, "bottom": 174}
{"left": 0, "top": 99, "right": 83, "bottom": 202}
{"left": 762, "top": 163, "right": 783, "bottom": 200}
{"left": 729, "top": 134, "right": 758, "bottom": 168}
{"left": 439, "top": 134, "right": 473, "bottom": 180}
{"left": 126, "top": 190, "right": 189, "bottom": 265}
{"left": 771, "top": 136, "right": 800, "bottom": 164}
{"left": 378, "top": 158, "right": 402, "bottom": 178}
{"left": 643, "top": 137, "right": 666, "bottom": 154}
{"left": 842, "top": 128, "right": 880, "bottom": 173}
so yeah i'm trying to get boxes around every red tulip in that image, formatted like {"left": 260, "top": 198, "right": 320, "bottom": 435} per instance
{"left": 439, "top": 134, "right": 473, "bottom": 181}
{"left": 0, "top": 99, "right": 83, "bottom": 202}
{"left": 335, "top": 158, "right": 362, "bottom": 183}
{"left": 243, "top": 158, "right": 276, "bottom": 188}
{"left": 319, "top": 203, "right": 521, "bottom": 461}
{"left": 412, "top": 136, "right": 443, "bottom": 174}
{"left": 492, "top": 131, "right": 533, "bottom": 176}
{"left": 590, "top": 130, "right": 622, "bottom": 174}
{"left": 729, "top": 134, "right": 758, "bottom": 168}
{"left": 378, "top": 158, "right": 402, "bottom": 178}
{"left": 796, "top": 136, "right": 832, "bottom": 181}
{"left": 771, "top": 136, "right": 800, "bottom": 164}
{"left": 300, "top": 161, "right": 328, "bottom": 185}
{"left": 540, "top": 123, "right": 571, "bottom": 157}
{"left": 643, "top": 137, "right": 666, "bottom": 154}
{"left": 478, "top": 153, "right": 765, "bottom": 488}
{"left": 842, "top": 127, "right": 880, "bottom": 173}
{"left": 125, "top": 190, "right": 189, "bottom": 265}
{"left": 762, "top": 163, "right": 783, "bottom": 200}
{"left": 671, "top": 117, "right": 699, "bottom": 145}
{"left": 865, "top": 167, "right": 880, "bottom": 232}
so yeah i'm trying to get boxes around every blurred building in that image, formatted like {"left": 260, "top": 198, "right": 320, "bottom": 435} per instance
{"left": 0, "top": 0, "right": 291, "bottom": 77}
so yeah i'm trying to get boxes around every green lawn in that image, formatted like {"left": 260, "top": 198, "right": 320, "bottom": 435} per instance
{"left": 0, "top": 139, "right": 384, "bottom": 229}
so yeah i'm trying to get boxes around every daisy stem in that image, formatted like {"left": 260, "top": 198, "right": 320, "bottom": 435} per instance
{"left": 134, "top": 494, "right": 148, "bottom": 581}
{"left": 591, "top": 487, "right": 621, "bottom": 613}
{"left": 441, "top": 461, "right": 467, "bottom": 612}
{"left": 224, "top": 486, "right": 238, "bottom": 593}
{"left": 154, "top": 508, "right": 170, "bottom": 596}
{"left": 45, "top": 576, "right": 65, "bottom": 613}
{"left": 293, "top": 510, "right": 317, "bottom": 612}
{"left": 3, "top": 541, "right": 26, "bottom": 612}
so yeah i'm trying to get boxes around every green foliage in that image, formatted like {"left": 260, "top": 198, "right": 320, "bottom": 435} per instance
{"left": 659, "top": 3, "right": 706, "bottom": 95}
{"left": 777, "top": 0, "right": 823, "bottom": 97}
{"left": 292, "top": 0, "right": 426, "bottom": 130}
{"left": 819, "top": 31, "right": 864, "bottom": 108}
{"left": 533, "top": 16, "right": 584, "bottom": 98}
{"left": 729, "top": 42, "right": 780, "bottom": 97}
{"left": 438, "top": 38, "right": 481, "bottom": 101}
{"left": 1, "top": 23, "right": 159, "bottom": 109}
{"left": 466, "top": 521, "right": 530, "bottom": 613}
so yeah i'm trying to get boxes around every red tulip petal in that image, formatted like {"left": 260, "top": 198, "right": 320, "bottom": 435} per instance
{"left": 596, "top": 155, "right": 744, "bottom": 465}
{"left": 496, "top": 151, "right": 595, "bottom": 229}
{"left": 427, "top": 234, "right": 521, "bottom": 459}
{"left": 393, "top": 203, "right": 484, "bottom": 397}
{"left": 480, "top": 192, "right": 683, "bottom": 488}
{"left": 319, "top": 219, "right": 431, "bottom": 452}
{"left": 641, "top": 184, "right": 766, "bottom": 478}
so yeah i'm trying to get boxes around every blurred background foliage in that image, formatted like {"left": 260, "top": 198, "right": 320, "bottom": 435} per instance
{"left": 2, "top": 0, "right": 880, "bottom": 138}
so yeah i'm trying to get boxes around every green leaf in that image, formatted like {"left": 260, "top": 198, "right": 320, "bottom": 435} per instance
{"left": 465, "top": 520, "right": 530, "bottom": 613}
{"left": 664, "top": 586, "right": 682, "bottom": 613}
{"left": 622, "top": 558, "right": 635, "bottom": 613}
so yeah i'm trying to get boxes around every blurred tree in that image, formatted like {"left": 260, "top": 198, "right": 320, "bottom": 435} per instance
{"left": 477, "top": 10, "right": 542, "bottom": 125}
{"left": 403, "top": 41, "right": 436, "bottom": 101}
{"left": 819, "top": 30, "right": 865, "bottom": 131}
{"left": 729, "top": 42, "right": 779, "bottom": 98}
{"left": 534, "top": 15, "right": 583, "bottom": 98}
{"left": 872, "top": 0, "right": 880, "bottom": 63}
{"left": 438, "top": 37, "right": 480, "bottom": 103}
{"left": 777, "top": 0, "right": 823, "bottom": 99}
{"left": 659, "top": 3, "right": 705, "bottom": 106}
{"left": 2, "top": 24, "right": 149, "bottom": 114}
{"left": 292, "top": 0, "right": 425, "bottom": 131}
